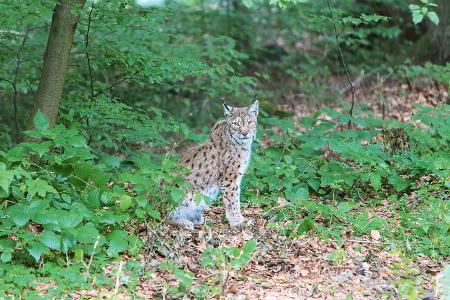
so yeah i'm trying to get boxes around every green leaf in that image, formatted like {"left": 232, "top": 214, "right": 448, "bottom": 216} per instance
{"left": 25, "top": 141, "right": 52, "bottom": 157}
{"left": 427, "top": 11, "right": 439, "bottom": 25}
{"left": 38, "top": 230, "right": 61, "bottom": 251}
{"left": 7, "top": 204, "right": 30, "bottom": 226}
{"left": 338, "top": 202, "right": 355, "bottom": 213}
{"left": 170, "top": 189, "right": 184, "bottom": 203}
{"left": 25, "top": 178, "right": 58, "bottom": 198}
{"left": 242, "top": 239, "right": 257, "bottom": 254}
{"left": 107, "top": 230, "right": 128, "bottom": 256}
{"left": 1, "top": 251, "right": 12, "bottom": 263}
{"left": 173, "top": 268, "right": 193, "bottom": 286}
{"left": 147, "top": 209, "right": 161, "bottom": 220}
{"left": 285, "top": 185, "right": 309, "bottom": 201}
{"left": 296, "top": 217, "right": 314, "bottom": 235}
{"left": 369, "top": 173, "right": 382, "bottom": 191}
{"left": 242, "top": 0, "right": 254, "bottom": 8}
{"left": 408, "top": 4, "right": 421, "bottom": 10}
{"left": 58, "top": 211, "right": 83, "bottom": 228}
{"left": 0, "top": 169, "right": 14, "bottom": 193}
{"left": 83, "top": 188, "right": 100, "bottom": 209}
{"left": 228, "top": 247, "right": 241, "bottom": 258}
{"left": 118, "top": 194, "right": 133, "bottom": 212}
{"left": 72, "top": 224, "right": 99, "bottom": 243}
{"left": 33, "top": 111, "right": 49, "bottom": 131}
{"left": 0, "top": 239, "right": 15, "bottom": 252}
{"left": 27, "top": 242, "right": 49, "bottom": 262}
{"left": 388, "top": 175, "right": 410, "bottom": 192}
{"left": 74, "top": 248, "right": 84, "bottom": 261}
{"left": 413, "top": 14, "right": 424, "bottom": 24}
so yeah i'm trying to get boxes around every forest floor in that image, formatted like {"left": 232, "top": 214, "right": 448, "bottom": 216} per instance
{"left": 70, "top": 81, "right": 448, "bottom": 299}
{"left": 144, "top": 207, "right": 443, "bottom": 300}
{"left": 74, "top": 206, "right": 444, "bottom": 300}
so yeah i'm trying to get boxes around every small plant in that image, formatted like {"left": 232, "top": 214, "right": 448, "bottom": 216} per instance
{"left": 325, "top": 248, "right": 347, "bottom": 266}
{"left": 200, "top": 240, "right": 257, "bottom": 295}
{"left": 160, "top": 260, "right": 195, "bottom": 296}
{"left": 409, "top": 0, "right": 440, "bottom": 25}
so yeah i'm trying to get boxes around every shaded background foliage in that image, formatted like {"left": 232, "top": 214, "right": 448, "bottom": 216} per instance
{"left": 1, "top": 0, "right": 448, "bottom": 144}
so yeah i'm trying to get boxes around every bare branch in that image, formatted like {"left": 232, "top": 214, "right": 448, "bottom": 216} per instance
{"left": 327, "top": 0, "right": 356, "bottom": 129}
{"left": 85, "top": 2, "right": 95, "bottom": 97}
{"left": 84, "top": 2, "right": 95, "bottom": 144}
{"left": 91, "top": 70, "right": 140, "bottom": 98}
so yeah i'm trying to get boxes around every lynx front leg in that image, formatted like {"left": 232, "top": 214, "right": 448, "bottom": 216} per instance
{"left": 221, "top": 184, "right": 244, "bottom": 227}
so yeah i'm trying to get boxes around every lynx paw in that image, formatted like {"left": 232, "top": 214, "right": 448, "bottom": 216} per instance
{"left": 228, "top": 214, "right": 245, "bottom": 228}
{"left": 193, "top": 213, "right": 205, "bottom": 225}
{"left": 168, "top": 219, "right": 195, "bottom": 230}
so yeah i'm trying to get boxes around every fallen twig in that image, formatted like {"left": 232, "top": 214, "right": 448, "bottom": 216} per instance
{"left": 85, "top": 235, "right": 100, "bottom": 277}
{"left": 114, "top": 260, "right": 124, "bottom": 295}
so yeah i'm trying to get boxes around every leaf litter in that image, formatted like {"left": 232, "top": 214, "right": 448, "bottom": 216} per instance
{"left": 71, "top": 204, "right": 446, "bottom": 300}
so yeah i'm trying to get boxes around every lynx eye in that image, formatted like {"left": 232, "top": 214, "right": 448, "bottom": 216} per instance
{"left": 232, "top": 122, "right": 240, "bottom": 127}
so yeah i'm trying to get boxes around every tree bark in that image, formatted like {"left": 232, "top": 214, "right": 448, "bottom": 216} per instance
{"left": 30, "top": 0, "right": 86, "bottom": 128}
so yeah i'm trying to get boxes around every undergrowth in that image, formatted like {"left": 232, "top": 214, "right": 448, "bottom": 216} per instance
{"left": 0, "top": 104, "right": 449, "bottom": 298}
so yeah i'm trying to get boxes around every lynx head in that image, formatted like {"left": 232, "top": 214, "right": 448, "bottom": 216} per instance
{"left": 223, "top": 100, "right": 259, "bottom": 145}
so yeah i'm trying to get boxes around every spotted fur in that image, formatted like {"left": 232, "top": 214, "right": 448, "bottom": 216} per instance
{"left": 169, "top": 100, "right": 259, "bottom": 229}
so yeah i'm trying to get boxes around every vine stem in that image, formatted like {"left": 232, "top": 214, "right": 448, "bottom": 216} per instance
{"left": 327, "top": 0, "right": 356, "bottom": 129}
{"left": 84, "top": 2, "right": 95, "bottom": 144}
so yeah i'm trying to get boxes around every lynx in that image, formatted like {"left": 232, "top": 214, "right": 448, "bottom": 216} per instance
{"left": 169, "top": 100, "right": 259, "bottom": 229}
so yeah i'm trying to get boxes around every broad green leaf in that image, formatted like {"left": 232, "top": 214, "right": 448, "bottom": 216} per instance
{"left": 72, "top": 162, "right": 110, "bottom": 187}
{"left": 83, "top": 188, "right": 100, "bottom": 209}
{"left": 338, "top": 202, "right": 355, "bottom": 213}
{"left": 413, "top": 14, "right": 424, "bottom": 24}
{"left": 25, "top": 178, "right": 58, "bottom": 198}
{"left": 228, "top": 247, "right": 241, "bottom": 258}
{"left": 388, "top": 175, "right": 410, "bottom": 192}
{"left": 0, "top": 169, "right": 14, "bottom": 193}
{"left": 408, "top": 4, "right": 421, "bottom": 10}
{"left": 118, "top": 194, "right": 133, "bottom": 212}
{"left": 242, "top": 0, "right": 253, "bottom": 8}
{"left": 147, "top": 209, "right": 161, "bottom": 220}
{"left": 74, "top": 248, "right": 84, "bottom": 261}
{"left": 72, "top": 224, "right": 99, "bottom": 243}
{"left": 31, "top": 210, "right": 59, "bottom": 225}
{"left": 27, "top": 242, "right": 49, "bottom": 262}
{"left": 7, "top": 204, "right": 30, "bottom": 226}
{"left": 38, "top": 230, "right": 61, "bottom": 251}
{"left": 0, "top": 239, "right": 15, "bottom": 252}
{"left": 427, "top": 11, "right": 439, "bottom": 25}
{"left": 107, "top": 230, "right": 128, "bottom": 255}
{"left": 369, "top": 173, "right": 382, "bottom": 191}
{"left": 33, "top": 111, "right": 49, "bottom": 131}
{"left": 1, "top": 252, "right": 12, "bottom": 263}
{"left": 297, "top": 217, "right": 314, "bottom": 235}
{"left": 285, "top": 185, "right": 309, "bottom": 201}
{"left": 170, "top": 189, "right": 184, "bottom": 203}
{"left": 25, "top": 141, "right": 52, "bottom": 157}
{"left": 173, "top": 268, "right": 193, "bottom": 286}
{"left": 242, "top": 239, "right": 257, "bottom": 254}
{"left": 58, "top": 211, "right": 83, "bottom": 228}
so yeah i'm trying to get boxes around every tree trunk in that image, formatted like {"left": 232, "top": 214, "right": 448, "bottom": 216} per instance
{"left": 30, "top": 0, "right": 86, "bottom": 128}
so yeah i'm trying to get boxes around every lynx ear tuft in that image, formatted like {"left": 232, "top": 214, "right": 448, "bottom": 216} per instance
{"left": 223, "top": 103, "right": 233, "bottom": 118}
{"left": 248, "top": 100, "right": 259, "bottom": 116}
